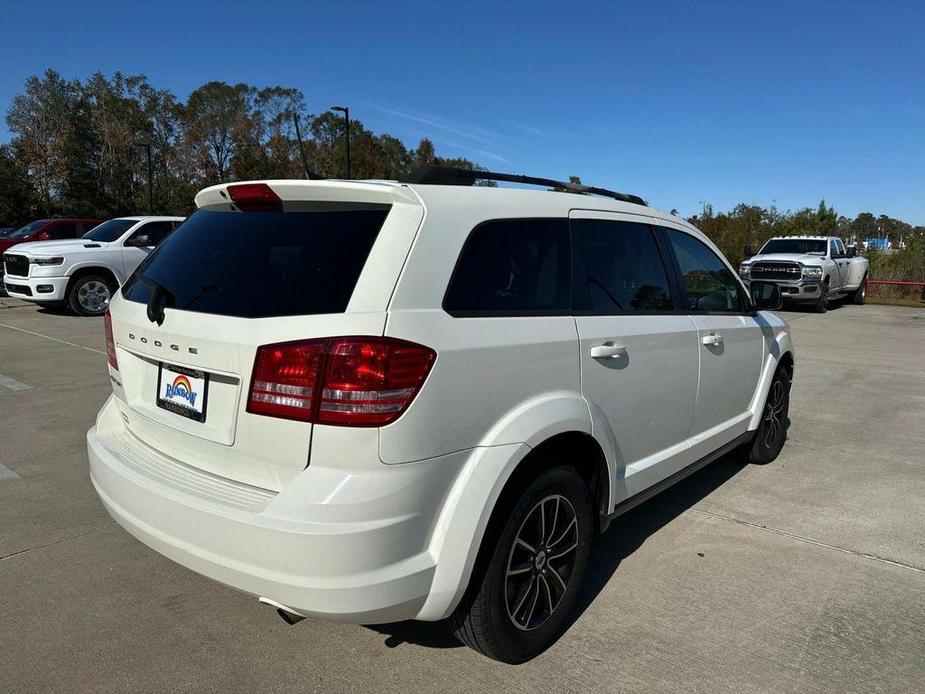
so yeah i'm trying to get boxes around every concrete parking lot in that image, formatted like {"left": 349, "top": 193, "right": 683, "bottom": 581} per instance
{"left": 1, "top": 297, "right": 923, "bottom": 693}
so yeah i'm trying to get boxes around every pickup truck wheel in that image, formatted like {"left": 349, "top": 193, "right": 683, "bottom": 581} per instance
{"left": 449, "top": 466, "right": 593, "bottom": 663}
{"left": 747, "top": 367, "right": 791, "bottom": 465}
{"left": 852, "top": 276, "right": 867, "bottom": 305}
{"left": 67, "top": 274, "right": 115, "bottom": 316}
{"left": 813, "top": 281, "right": 829, "bottom": 313}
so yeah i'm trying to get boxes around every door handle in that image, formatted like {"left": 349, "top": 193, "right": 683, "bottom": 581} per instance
{"left": 701, "top": 333, "right": 723, "bottom": 346}
{"left": 590, "top": 342, "right": 627, "bottom": 359}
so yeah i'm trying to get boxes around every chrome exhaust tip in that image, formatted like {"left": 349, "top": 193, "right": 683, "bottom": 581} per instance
{"left": 258, "top": 597, "right": 305, "bottom": 625}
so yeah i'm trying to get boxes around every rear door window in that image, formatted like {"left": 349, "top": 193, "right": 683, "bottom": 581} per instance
{"left": 46, "top": 223, "right": 80, "bottom": 240}
{"left": 443, "top": 218, "right": 571, "bottom": 316}
{"left": 122, "top": 207, "right": 389, "bottom": 318}
{"left": 571, "top": 219, "right": 675, "bottom": 313}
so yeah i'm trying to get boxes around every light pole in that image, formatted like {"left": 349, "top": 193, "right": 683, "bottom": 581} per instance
{"left": 330, "top": 106, "right": 350, "bottom": 179}
{"left": 135, "top": 142, "right": 154, "bottom": 214}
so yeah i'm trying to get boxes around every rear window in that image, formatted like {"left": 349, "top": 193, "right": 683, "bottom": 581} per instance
{"left": 443, "top": 218, "right": 571, "bottom": 316}
{"left": 122, "top": 207, "right": 390, "bottom": 318}
{"left": 46, "top": 222, "right": 80, "bottom": 240}
{"left": 759, "top": 238, "right": 827, "bottom": 255}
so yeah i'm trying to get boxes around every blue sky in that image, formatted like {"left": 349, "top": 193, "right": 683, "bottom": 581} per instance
{"left": 1, "top": 0, "right": 923, "bottom": 222}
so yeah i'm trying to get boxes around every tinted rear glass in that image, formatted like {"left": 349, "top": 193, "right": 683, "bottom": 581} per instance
{"left": 47, "top": 223, "right": 80, "bottom": 239}
{"left": 122, "top": 207, "right": 389, "bottom": 318}
{"left": 759, "top": 238, "right": 827, "bottom": 255}
{"left": 443, "top": 218, "right": 570, "bottom": 315}
{"left": 572, "top": 219, "right": 674, "bottom": 313}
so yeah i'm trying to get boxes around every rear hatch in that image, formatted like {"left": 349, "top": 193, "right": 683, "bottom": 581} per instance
{"left": 106, "top": 181, "right": 423, "bottom": 491}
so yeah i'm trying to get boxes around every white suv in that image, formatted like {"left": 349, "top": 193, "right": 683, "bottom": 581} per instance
{"left": 87, "top": 170, "right": 793, "bottom": 663}
{"left": 3, "top": 216, "right": 184, "bottom": 315}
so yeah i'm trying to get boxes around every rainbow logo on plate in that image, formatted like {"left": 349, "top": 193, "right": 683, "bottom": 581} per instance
{"left": 165, "top": 374, "right": 197, "bottom": 407}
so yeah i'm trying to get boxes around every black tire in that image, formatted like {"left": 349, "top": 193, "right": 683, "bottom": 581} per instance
{"left": 813, "top": 280, "right": 829, "bottom": 313}
{"left": 449, "top": 466, "right": 593, "bottom": 663}
{"left": 852, "top": 275, "right": 867, "bottom": 305}
{"left": 747, "top": 366, "right": 791, "bottom": 465}
{"left": 67, "top": 273, "right": 115, "bottom": 316}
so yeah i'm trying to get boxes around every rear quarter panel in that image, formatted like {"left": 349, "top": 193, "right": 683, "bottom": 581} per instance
{"left": 846, "top": 257, "right": 869, "bottom": 288}
{"left": 382, "top": 188, "right": 587, "bottom": 464}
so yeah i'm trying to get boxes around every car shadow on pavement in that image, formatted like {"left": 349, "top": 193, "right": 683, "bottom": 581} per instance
{"left": 786, "top": 298, "right": 847, "bottom": 313}
{"left": 572, "top": 452, "right": 749, "bottom": 624}
{"left": 365, "top": 451, "right": 751, "bottom": 653}
{"left": 36, "top": 304, "right": 73, "bottom": 316}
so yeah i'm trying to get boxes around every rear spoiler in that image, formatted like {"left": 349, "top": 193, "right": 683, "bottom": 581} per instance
{"left": 195, "top": 180, "right": 422, "bottom": 210}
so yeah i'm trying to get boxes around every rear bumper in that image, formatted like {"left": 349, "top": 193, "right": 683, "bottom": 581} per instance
{"left": 87, "top": 397, "right": 464, "bottom": 624}
{"left": 3, "top": 274, "right": 69, "bottom": 301}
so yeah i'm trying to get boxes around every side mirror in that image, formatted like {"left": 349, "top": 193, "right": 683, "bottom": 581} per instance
{"left": 744, "top": 244, "right": 754, "bottom": 258}
{"left": 750, "top": 281, "right": 782, "bottom": 311}
{"left": 125, "top": 234, "right": 151, "bottom": 247}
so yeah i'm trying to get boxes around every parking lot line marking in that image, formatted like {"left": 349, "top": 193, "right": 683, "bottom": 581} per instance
{"left": 0, "top": 522, "right": 114, "bottom": 562}
{"left": 0, "top": 463, "right": 20, "bottom": 481}
{"left": 0, "top": 321, "right": 106, "bottom": 356}
{"left": 0, "top": 373, "right": 32, "bottom": 392}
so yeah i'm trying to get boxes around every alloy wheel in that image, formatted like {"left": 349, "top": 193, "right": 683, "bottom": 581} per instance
{"left": 763, "top": 378, "right": 786, "bottom": 448}
{"left": 504, "top": 494, "right": 579, "bottom": 631}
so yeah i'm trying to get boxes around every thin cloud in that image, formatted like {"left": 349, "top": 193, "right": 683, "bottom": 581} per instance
{"left": 360, "top": 101, "right": 520, "bottom": 148}
{"left": 509, "top": 121, "right": 545, "bottom": 137}
{"left": 435, "top": 139, "right": 511, "bottom": 164}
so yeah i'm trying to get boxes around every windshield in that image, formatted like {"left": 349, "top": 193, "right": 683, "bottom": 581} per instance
{"left": 9, "top": 220, "right": 50, "bottom": 240}
{"left": 759, "top": 238, "right": 828, "bottom": 255}
{"left": 83, "top": 219, "right": 135, "bottom": 242}
{"left": 122, "top": 206, "right": 390, "bottom": 318}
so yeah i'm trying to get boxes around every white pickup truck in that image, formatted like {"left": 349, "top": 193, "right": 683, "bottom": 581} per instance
{"left": 2, "top": 216, "right": 184, "bottom": 316}
{"left": 738, "top": 235, "right": 869, "bottom": 313}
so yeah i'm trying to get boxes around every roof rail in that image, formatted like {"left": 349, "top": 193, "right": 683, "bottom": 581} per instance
{"left": 398, "top": 166, "right": 647, "bottom": 206}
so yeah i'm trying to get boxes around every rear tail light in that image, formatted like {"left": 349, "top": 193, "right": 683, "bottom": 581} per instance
{"left": 247, "top": 337, "right": 436, "bottom": 426}
{"left": 104, "top": 309, "right": 118, "bottom": 369}
{"left": 227, "top": 183, "right": 283, "bottom": 212}
{"left": 247, "top": 341, "right": 324, "bottom": 422}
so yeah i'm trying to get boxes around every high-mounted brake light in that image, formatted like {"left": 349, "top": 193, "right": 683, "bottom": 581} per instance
{"left": 104, "top": 309, "right": 118, "bottom": 370}
{"left": 227, "top": 183, "right": 283, "bottom": 212}
{"left": 246, "top": 337, "right": 436, "bottom": 426}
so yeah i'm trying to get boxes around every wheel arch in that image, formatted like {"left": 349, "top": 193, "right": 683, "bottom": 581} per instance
{"left": 497, "top": 432, "right": 610, "bottom": 526}
{"left": 416, "top": 430, "right": 611, "bottom": 622}
{"left": 748, "top": 344, "right": 795, "bottom": 432}
{"left": 67, "top": 265, "right": 120, "bottom": 290}
{"left": 778, "top": 350, "right": 794, "bottom": 377}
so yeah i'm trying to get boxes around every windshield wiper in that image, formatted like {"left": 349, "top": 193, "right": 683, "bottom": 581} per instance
{"left": 140, "top": 274, "right": 175, "bottom": 326}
